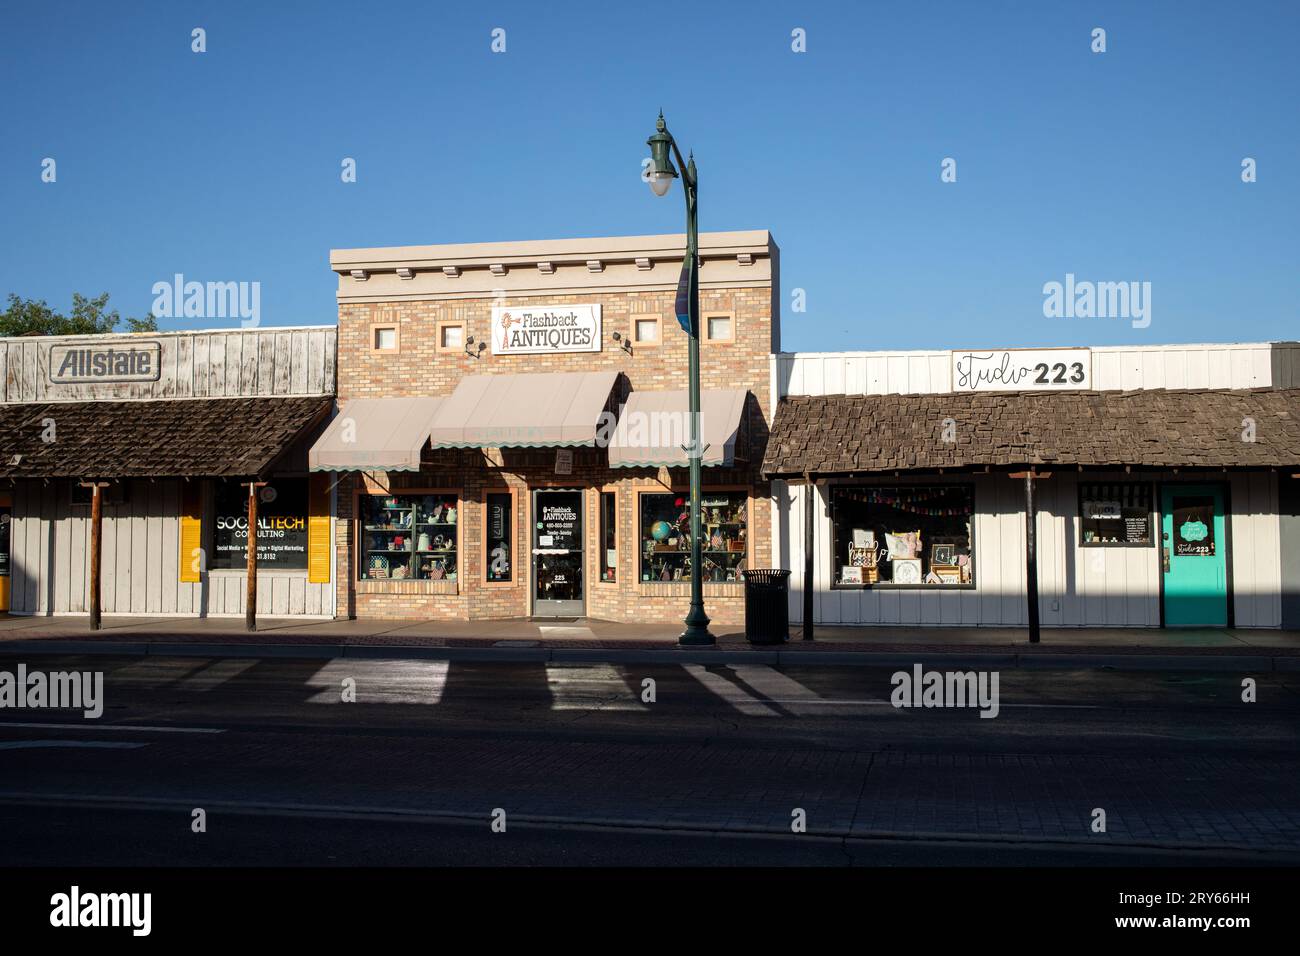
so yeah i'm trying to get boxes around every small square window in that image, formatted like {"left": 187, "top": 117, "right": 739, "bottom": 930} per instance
{"left": 634, "top": 318, "right": 659, "bottom": 343}
{"left": 373, "top": 326, "right": 398, "bottom": 351}
{"left": 438, "top": 323, "right": 465, "bottom": 351}
{"left": 705, "top": 314, "right": 734, "bottom": 343}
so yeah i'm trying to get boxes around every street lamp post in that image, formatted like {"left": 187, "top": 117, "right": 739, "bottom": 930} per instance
{"left": 646, "top": 111, "right": 714, "bottom": 646}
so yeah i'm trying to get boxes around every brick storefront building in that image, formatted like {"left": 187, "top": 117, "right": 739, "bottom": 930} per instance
{"left": 311, "top": 232, "right": 780, "bottom": 623}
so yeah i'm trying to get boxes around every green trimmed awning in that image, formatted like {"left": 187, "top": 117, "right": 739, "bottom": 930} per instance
{"left": 607, "top": 388, "right": 748, "bottom": 468}
{"left": 427, "top": 370, "right": 622, "bottom": 449}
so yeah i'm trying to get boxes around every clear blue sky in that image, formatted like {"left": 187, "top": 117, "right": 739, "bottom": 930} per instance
{"left": 2, "top": 0, "right": 1296, "bottom": 351}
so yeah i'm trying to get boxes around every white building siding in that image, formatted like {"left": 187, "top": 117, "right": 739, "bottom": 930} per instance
{"left": 775, "top": 342, "right": 1290, "bottom": 399}
{"left": 7, "top": 479, "right": 332, "bottom": 618}
{"left": 774, "top": 342, "right": 1291, "bottom": 629}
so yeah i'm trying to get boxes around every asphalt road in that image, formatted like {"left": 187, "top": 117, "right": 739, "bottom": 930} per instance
{"left": 1, "top": 654, "right": 1297, "bottom": 866}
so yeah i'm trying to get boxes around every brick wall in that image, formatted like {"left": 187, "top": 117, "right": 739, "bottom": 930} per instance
{"left": 333, "top": 283, "right": 775, "bottom": 624}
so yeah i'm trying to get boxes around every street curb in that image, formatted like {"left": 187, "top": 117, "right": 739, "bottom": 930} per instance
{"left": 0, "top": 791, "right": 1292, "bottom": 859}
{"left": 0, "top": 639, "right": 1290, "bottom": 672}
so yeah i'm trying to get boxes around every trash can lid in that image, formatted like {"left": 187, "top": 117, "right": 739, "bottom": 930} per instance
{"left": 742, "top": 569, "right": 791, "bottom": 582}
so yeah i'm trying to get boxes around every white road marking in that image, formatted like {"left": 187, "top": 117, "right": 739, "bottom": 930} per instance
{"left": 0, "top": 721, "right": 224, "bottom": 734}
{"left": 305, "top": 659, "right": 451, "bottom": 704}
{"left": 545, "top": 663, "right": 649, "bottom": 711}
{"left": 0, "top": 740, "right": 147, "bottom": 750}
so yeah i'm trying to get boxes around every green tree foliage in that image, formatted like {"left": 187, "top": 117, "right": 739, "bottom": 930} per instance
{"left": 0, "top": 292, "right": 158, "bottom": 337}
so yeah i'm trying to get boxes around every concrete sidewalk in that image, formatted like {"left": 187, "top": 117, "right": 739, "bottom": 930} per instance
{"left": 1, "top": 613, "right": 1298, "bottom": 670}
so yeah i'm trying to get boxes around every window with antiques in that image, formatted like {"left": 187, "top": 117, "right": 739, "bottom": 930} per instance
{"left": 212, "top": 478, "right": 310, "bottom": 571}
{"left": 639, "top": 491, "right": 747, "bottom": 583}
{"left": 359, "top": 493, "right": 458, "bottom": 581}
{"left": 599, "top": 491, "right": 617, "bottom": 583}
{"left": 1079, "top": 482, "right": 1153, "bottom": 547}
{"left": 830, "top": 485, "right": 974, "bottom": 587}
{"left": 484, "top": 492, "right": 513, "bottom": 583}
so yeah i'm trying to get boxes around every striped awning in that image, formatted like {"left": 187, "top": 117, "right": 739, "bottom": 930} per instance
{"left": 308, "top": 397, "right": 444, "bottom": 472}
{"left": 427, "top": 371, "right": 622, "bottom": 448}
{"left": 607, "top": 388, "right": 749, "bottom": 468}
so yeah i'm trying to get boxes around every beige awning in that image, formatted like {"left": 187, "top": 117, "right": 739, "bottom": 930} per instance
{"left": 308, "top": 397, "right": 444, "bottom": 472}
{"left": 608, "top": 388, "right": 749, "bottom": 468}
{"left": 428, "top": 371, "right": 621, "bottom": 448}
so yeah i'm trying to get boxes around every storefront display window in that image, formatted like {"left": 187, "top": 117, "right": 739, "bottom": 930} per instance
{"left": 830, "top": 485, "right": 974, "bottom": 587}
{"left": 599, "top": 491, "right": 617, "bottom": 583}
{"left": 484, "top": 493, "right": 512, "bottom": 583}
{"left": 360, "top": 493, "right": 458, "bottom": 581}
{"left": 213, "top": 478, "right": 309, "bottom": 570}
{"left": 1079, "top": 482, "right": 1153, "bottom": 547}
{"left": 639, "top": 491, "right": 746, "bottom": 583}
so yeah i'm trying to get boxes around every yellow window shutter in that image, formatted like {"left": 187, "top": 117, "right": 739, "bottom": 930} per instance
{"left": 179, "top": 481, "right": 203, "bottom": 583}
{"left": 308, "top": 473, "right": 332, "bottom": 584}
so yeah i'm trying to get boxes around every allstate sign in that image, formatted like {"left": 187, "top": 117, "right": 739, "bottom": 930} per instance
{"left": 48, "top": 342, "right": 162, "bottom": 384}
{"left": 492, "top": 305, "right": 601, "bottom": 355}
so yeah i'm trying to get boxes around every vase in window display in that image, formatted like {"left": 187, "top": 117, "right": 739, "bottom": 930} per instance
{"left": 417, "top": 532, "right": 431, "bottom": 551}
{"left": 447, "top": 506, "right": 457, "bottom": 524}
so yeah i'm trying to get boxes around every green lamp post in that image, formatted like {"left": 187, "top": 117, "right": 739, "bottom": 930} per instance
{"left": 646, "top": 111, "right": 714, "bottom": 646}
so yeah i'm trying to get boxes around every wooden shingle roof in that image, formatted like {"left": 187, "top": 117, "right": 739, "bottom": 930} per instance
{"left": 761, "top": 388, "right": 1300, "bottom": 477}
{"left": 0, "top": 396, "right": 333, "bottom": 479}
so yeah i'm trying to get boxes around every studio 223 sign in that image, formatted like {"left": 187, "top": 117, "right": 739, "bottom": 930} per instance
{"left": 492, "top": 305, "right": 601, "bottom": 355}
{"left": 952, "top": 348, "right": 1092, "bottom": 392}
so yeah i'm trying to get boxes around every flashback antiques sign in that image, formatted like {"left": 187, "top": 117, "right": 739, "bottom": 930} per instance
{"left": 48, "top": 342, "right": 162, "bottom": 384}
{"left": 952, "top": 348, "right": 1091, "bottom": 392}
{"left": 492, "top": 305, "right": 601, "bottom": 355}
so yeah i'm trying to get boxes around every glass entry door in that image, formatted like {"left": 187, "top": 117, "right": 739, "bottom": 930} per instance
{"left": 533, "top": 490, "right": 584, "bottom": 617}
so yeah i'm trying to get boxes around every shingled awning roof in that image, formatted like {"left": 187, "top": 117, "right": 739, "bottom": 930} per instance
{"left": 762, "top": 388, "right": 1300, "bottom": 477}
{"left": 0, "top": 396, "right": 333, "bottom": 479}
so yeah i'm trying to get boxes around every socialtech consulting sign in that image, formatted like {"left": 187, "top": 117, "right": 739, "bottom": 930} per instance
{"left": 492, "top": 305, "right": 601, "bottom": 356}
{"left": 48, "top": 342, "right": 162, "bottom": 384}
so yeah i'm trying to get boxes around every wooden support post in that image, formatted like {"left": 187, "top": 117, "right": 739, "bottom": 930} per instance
{"left": 1010, "top": 470, "right": 1051, "bottom": 645}
{"left": 803, "top": 475, "right": 815, "bottom": 641}
{"left": 244, "top": 481, "right": 267, "bottom": 632}
{"left": 81, "top": 481, "right": 109, "bottom": 632}
{"left": 1024, "top": 471, "right": 1039, "bottom": 644}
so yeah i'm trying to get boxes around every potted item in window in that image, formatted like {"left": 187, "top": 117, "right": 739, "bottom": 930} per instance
{"left": 892, "top": 558, "right": 922, "bottom": 584}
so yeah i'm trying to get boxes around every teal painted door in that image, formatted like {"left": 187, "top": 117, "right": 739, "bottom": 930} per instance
{"left": 1161, "top": 484, "right": 1228, "bottom": 627}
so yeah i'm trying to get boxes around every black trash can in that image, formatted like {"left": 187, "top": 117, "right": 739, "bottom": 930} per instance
{"left": 741, "top": 569, "right": 791, "bottom": 644}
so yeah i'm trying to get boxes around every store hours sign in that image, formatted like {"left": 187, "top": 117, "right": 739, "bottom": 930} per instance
{"left": 492, "top": 305, "right": 601, "bottom": 355}
{"left": 952, "top": 348, "right": 1091, "bottom": 392}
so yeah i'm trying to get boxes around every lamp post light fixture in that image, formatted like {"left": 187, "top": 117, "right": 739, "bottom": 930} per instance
{"left": 645, "top": 111, "right": 714, "bottom": 646}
